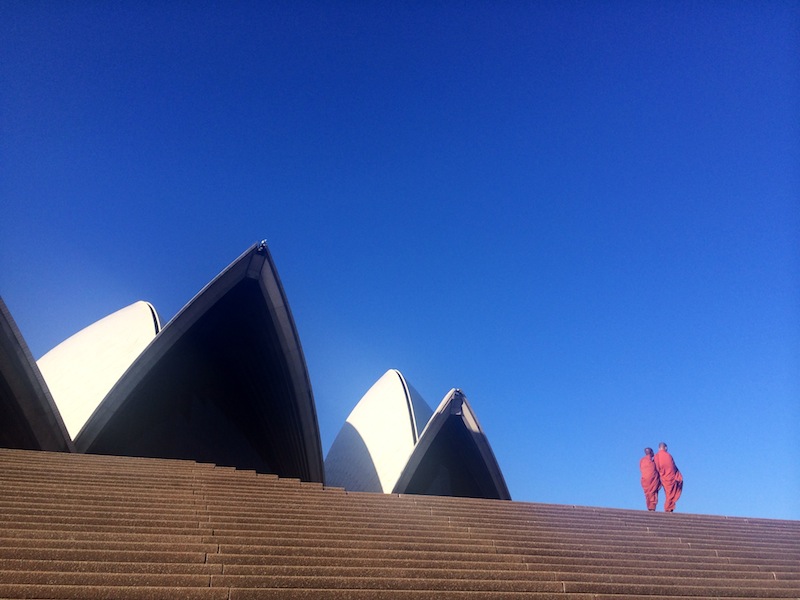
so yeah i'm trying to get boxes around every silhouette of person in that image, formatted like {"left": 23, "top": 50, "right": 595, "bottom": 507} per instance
{"left": 654, "top": 442, "right": 683, "bottom": 512}
{"left": 639, "top": 447, "right": 660, "bottom": 511}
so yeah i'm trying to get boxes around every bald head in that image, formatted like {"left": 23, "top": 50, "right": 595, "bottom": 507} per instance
{"left": 644, "top": 447, "right": 653, "bottom": 457}
{"left": 658, "top": 442, "right": 667, "bottom": 451}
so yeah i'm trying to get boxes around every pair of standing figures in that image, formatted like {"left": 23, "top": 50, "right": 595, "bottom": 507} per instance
{"left": 640, "top": 442, "right": 683, "bottom": 512}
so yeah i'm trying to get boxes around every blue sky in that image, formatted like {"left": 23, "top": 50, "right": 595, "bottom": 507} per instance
{"left": 2, "top": 2, "right": 798, "bottom": 520}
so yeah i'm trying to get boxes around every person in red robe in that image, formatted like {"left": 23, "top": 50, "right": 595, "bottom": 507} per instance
{"left": 654, "top": 442, "right": 683, "bottom": 512}
{"left": 639, "top": 447, "right": 660, "bottom": 511}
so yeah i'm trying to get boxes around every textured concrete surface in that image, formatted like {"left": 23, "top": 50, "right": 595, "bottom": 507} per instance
{"left": 0, "top": 448, "right": 798, "bottom": 599}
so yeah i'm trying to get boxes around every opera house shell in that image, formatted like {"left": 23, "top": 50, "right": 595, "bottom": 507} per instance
{"left": 0, "top": 242, "right": 324, "bottom": 483}
{"left": 326, "top": 369, "right": 510, "bottom": 500}
{"left": 393, "top": 387, "right": 511, "bottom": 499}
{"left": 1, "top": 241, "right": 508, "bottom": 498}
{"left": 325, "top": 369, "right": 433, "bottom": 493}
{"left": 37, "top": 301, "right": 161, "bottom": 440}
{"left": 72, "top": 243, "right": 323, "bottom": 482}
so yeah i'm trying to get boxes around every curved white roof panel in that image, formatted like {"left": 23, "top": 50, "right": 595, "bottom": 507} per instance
{"left": 74, "top": 242, "right": 324, "bottom": 483}
{"left": 0, "top": 297, "right": 74, "bottom": 452}
{"left": 325, "top": 369, "right": 433, "bottom": 492}
{"left": 37, "top": 301, "right": 160, "bottom": 439}
{"left": 392, "top": 388, "right": 511, "bottom": 500}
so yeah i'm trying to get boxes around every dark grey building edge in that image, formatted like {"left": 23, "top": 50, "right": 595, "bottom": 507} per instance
{"left": 0, "top": 297, "right": 74, "bottom": 453}
{"left": 74, "top": 242, "right": 325, "bottom": 482}
{"left": 393, "top": 389, "right": 511, "bottom": 500}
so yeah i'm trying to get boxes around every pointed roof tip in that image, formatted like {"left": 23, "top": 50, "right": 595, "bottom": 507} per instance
{"left": 141, "top": 301, "right": 161, "bottom": 334}
{"left": 384, "top": 369, "right": 425, "bottom": 435}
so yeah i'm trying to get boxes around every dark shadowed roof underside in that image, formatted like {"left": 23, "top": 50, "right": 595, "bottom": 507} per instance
{"left": 393, "top": 389, "right": 510, "bottom": 500}
{"left": 74, "top": 243, "right": 324, "bottom": 482}
{"left": 0, "top": 298, "right": 73, "bottom": 453}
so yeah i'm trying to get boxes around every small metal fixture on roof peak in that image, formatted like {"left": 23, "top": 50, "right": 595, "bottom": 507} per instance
{"left": 257, "top": 240, "right": 268, "bottom": 254}
{"left": 451, "top": 390, "right": 464, "bottom": 416}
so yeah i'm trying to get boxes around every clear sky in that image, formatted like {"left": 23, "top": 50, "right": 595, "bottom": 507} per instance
{"left": 2, "top": 2, "right": 798, "bottom": 520}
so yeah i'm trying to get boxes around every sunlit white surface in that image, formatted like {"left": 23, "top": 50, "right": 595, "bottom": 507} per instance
{"left": 37, "top": 301, "right": 160, "bottom": 439}
{"left": 325, "top": 369, "right": 433, "bottom": 492}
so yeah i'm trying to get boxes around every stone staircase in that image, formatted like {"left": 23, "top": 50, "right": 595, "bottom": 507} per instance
{"left": 0, "top": 448, "right": 797, "bottom": 599}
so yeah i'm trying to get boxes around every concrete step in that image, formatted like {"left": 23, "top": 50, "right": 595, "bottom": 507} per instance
{"left": 0, "top": 522, "right": 211, "bottom": 537}
{"left": 0, "top": 538, "right": 217, "bottom": 554}
{"left": 0, "top": 548, "right": 209, "bottom": 563}
{"left": 0, "top": 584, "right": 228, "bottom": 599}
{"left": 0, "top": 528, "right": 211, "bottom": 544}
{"left": 214, "top": 545, "right": 523, "bottom": 565}
{"left": 213, "top": 574, "right": 566, "bottom": 593}
{"left": 0, "top": 571, "right": 212, "bottom": 587}
{"left": 206, "top": 521, "right": 472, "bottom": 538}
{"left": 226, "top": 591, "right": 783, "bottom": 600}
{"left": 213, "top": 573, "right": 800, "bottom": 596}
{"left": 0, "top": 511, "right": 205, "bottom": 529}
{"left": 0, "top": 560, "right": 222, "bottom": 575}
{"left": 219, "top": 561, "right": 798, "bottom": 582}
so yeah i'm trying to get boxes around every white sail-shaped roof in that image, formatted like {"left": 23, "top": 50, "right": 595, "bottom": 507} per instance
{"left": 37, "top": 301, "right": 160, "bottom": 439}
{"left": 325, "top": 369, "right": 433, "bottom": 493}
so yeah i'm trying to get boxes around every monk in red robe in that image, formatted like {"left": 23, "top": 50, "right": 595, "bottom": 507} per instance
{"left": 639, "top": 447, "right": 660, "bottom": 511}
{"left": 654, "top": 442, "right": 683, "bottom": 512}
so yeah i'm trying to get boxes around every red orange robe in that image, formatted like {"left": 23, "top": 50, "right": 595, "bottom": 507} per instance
{"left": 639, "top": 455, "right": 660, "bottom": 511}
{"left": 654, "top": 449, "right": 683, "bottom": 512}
